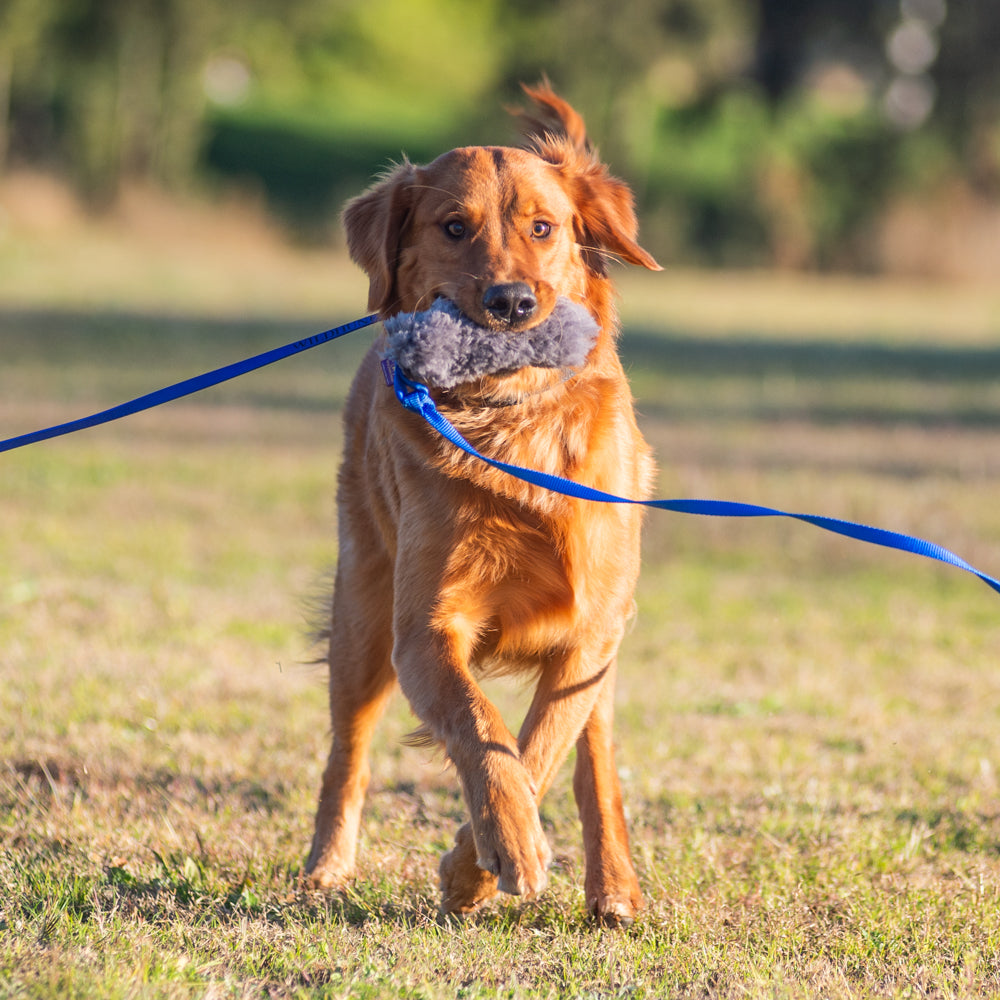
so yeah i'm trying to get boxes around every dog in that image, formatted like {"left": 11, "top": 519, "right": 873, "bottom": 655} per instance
{"left": 305, "top": 84, "right": 661, "bottom": 925}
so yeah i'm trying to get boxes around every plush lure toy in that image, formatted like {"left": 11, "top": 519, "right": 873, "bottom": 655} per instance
{"left": 383, "top": 297, "right": 599, "bottom": 390}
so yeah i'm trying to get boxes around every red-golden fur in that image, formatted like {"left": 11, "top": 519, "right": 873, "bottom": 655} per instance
{"left": 305, "top": 85, "right": 660, "bottom": 924}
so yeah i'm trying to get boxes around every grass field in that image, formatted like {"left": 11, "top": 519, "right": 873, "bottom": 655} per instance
{"left": 2, "top": 237, "right": 1000, "bottom": 998}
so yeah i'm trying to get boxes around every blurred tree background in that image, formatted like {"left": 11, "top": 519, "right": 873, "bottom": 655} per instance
{"left": 1, "top": 0, "right": 997, "bottom": 274}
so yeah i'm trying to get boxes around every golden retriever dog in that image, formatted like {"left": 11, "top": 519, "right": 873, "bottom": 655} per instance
{"left": 305, "top": 84, "right": 660, "bottom": 925}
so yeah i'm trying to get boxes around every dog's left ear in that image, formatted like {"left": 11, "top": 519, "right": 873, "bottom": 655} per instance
{"left": 517, "top": 82, "right": 660, "bottom": 276}
{"left": 569, "top": 168, "right": 662, "bottom": 275}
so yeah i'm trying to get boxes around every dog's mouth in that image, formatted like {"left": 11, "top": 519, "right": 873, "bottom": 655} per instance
{"left": 383, "top": 297, "right": 599, "bottom": 392}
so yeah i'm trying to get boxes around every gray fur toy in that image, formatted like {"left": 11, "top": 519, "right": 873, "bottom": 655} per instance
{"left": 383, "top": 297, "right": 599, "bottom": 390}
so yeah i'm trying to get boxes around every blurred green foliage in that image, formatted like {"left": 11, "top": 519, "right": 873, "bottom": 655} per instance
{"left": 2, "top": 0, "right": 998, "bottom": 266}
{"left": 644, "top": 93, "right": 903, "bottom": 267}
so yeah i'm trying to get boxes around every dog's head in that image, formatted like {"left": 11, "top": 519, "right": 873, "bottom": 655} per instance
{"left": 342, "top": 84, "right": 660, "bottom": 332}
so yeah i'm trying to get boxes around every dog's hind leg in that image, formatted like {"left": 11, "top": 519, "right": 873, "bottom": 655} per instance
{"left": 305, "top": 554, "right": 395, "bottom": 890}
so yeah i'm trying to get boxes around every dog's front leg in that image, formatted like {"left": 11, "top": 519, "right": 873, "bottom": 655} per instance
{"left": 392, "top": 618, "right": 552, "bottom": 905}
{"left": 521, "top": 646, "right": 641, "bottom": 925}
{"left": 570, "top": 658, "right": 643, "bottom": 926}
{"left": 516, "top": 646, "right": 614, "bottom": 798}
{"left": 305, "top": 553, "right": 396, "bottom": 890}
{"left": 441, "top": 644, "right": 620, "bottom": 913}
{"left": 519, "top": 650, "right": 642, "bottom": 925}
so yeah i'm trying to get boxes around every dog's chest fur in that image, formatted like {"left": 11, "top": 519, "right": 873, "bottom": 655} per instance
{"left": 430, "top": 497, "right": 577, "bottom": 669}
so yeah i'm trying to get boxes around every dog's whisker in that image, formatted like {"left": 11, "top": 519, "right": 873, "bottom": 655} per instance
{"left": 577, "top": 243, "right": 627, "bottom": 266}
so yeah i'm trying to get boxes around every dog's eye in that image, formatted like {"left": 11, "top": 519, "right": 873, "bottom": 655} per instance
{"left": 444, "top": 220, "right": 466, "bottom": 239}
{"left": 531, "top": 221, "right": 552, "bottom": 239}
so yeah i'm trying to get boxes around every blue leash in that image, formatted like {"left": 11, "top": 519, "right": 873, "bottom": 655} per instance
{"left": 0, "top": 314, "right": 379, "bottom": 454}
{"left": 2, "top": 311, "right": 998, "bottom": 597}
{"left": 393, "top": 368, "right": 1000, "bottom": 598}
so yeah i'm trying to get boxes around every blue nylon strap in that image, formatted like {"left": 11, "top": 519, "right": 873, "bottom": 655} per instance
{"left": 4, "top": 310, "right": 998, "bottom": 599}
{"left": 0, "top": 315, "right": 379, "bottom": 454}
{"left": 394, "top": 368, "right": 1000, "bottom": 597}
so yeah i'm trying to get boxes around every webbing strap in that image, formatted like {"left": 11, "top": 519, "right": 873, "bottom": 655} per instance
{"left": 0, "top": 315, "right": 379, "bottom": 454}
{"left": 394, "top": 368, "right": 1000, "bottom": 597}
{"left": 3, "top": 311, "right": 997, "bottom": 599}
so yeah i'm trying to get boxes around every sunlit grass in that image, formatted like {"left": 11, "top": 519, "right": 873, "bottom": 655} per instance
{"left": 2, "top": 268, "right": 1000, "bottom": 997}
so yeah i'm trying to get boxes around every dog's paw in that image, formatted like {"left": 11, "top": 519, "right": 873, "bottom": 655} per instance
{"left": 302, "top": 844, "right": 353, "bottom": 892}
{"left": 439, "top": 823, "right": 499, "bottom": 915}
{"left": 302, "top": 865, "right": 349, "bottom": 891}
{"left": 585, "top": 869, "right": 643, "bottom": 928}
{"left": 587, "top": 893, "right": 640, "bottom": 928}
{"left": 467, "top": 756, "right": 552, "bottom": 899}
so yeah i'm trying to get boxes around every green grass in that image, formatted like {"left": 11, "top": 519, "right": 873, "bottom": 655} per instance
{"left": 2, "top": 273, "right": 1000, "bottom": 998}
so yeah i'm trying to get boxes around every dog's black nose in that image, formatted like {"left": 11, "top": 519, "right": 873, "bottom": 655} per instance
{"left": 482, "top": 283, "right": 538, "bottom": 324}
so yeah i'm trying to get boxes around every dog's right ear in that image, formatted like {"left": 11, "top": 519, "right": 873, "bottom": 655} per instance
{"left": 341, "top": 163, "right": 416, "bottom": 316}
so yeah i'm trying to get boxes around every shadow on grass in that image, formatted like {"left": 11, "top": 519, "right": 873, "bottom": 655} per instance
{"left": 3, "top": 307, "right": 998, "bottom": 428}
{"left": 0, "top": 307, "right": 376, "bottom": 415}
{"left": 0, "top": 306, "right": 361, "bottom": 355}
{"left": 624, "top": 327, "right": 1000, "bottom": 382}
{"left": 6, "top": 757, "right": 290, "bottom": 816}
{"left": 621, "top": 326, "right": 1000, "bottom": 429}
